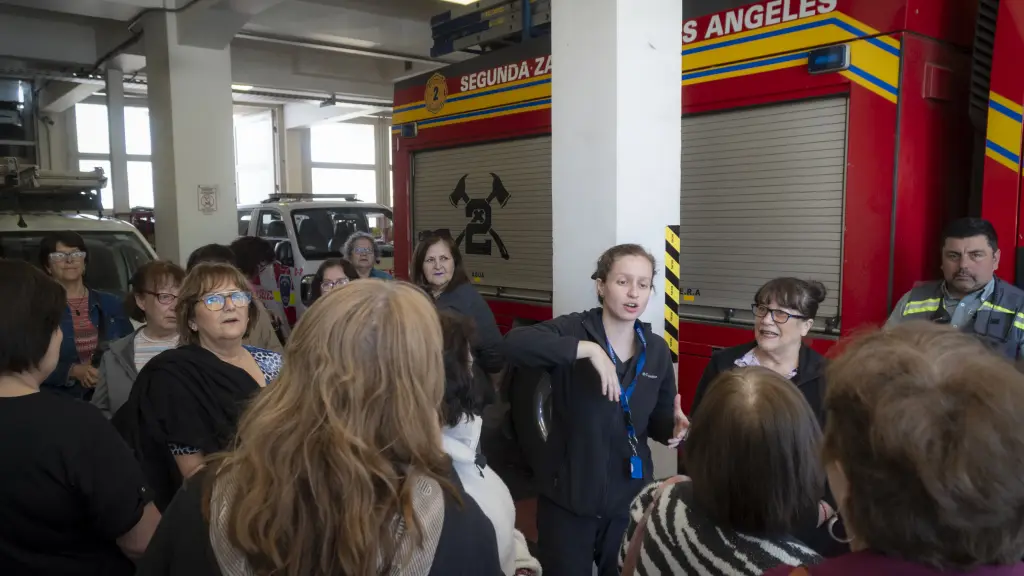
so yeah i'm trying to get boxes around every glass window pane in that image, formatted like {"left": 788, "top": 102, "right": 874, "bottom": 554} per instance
{"left": 237, "top": 167, "right": 275, "bottom": 205}
{"left": 127, "top": 161, "right": 154, "bottom": 208}
{"left": 310, "top": 123, "right": 375, "bottom": 165}
{"left": 311, "top": 168, "right": 376, "bottom": 203}
{"left": 234, "top": 111, "right": 275, "bottom": 205}
{"left": 78, "top": 159, "right": 113, "bottom": 210}
{"left": 235, "top": 112, "right": 274, "bottom": 166}
{"left": 124, "top": 107, "right": 151, "bottom": 155}
{"left": 75, "top": 104, "right": 109, "bottom": 154}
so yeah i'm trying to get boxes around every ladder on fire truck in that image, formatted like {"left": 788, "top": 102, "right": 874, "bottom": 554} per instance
{"left": 430, "top": 0, "right": 551, "bottom": 57}
{"left": 0, "top": 157, "right": 107, "bottom": 216}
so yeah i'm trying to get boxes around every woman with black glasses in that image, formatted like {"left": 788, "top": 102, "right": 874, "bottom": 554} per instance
{"left": 93, "top": 261, "right": 186, "bottom": 419}
{"left": 689, "top": 277, "right": 828, "bottom": 424}
{"left": 38, "top": 232, "right": 133, "bottom": 399}
{"left": 114, "top": 262, "right": 282, "bottom": 510}
{"left": 308, "top": 258, "right": 359, "bottom": 303}
{"left": 688, "top": 277, "right": 844, "bottom": 558}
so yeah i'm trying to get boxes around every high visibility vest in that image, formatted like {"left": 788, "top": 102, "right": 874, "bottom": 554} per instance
{"left": 901, "top": 278, "right": 1024, "bottom": 360}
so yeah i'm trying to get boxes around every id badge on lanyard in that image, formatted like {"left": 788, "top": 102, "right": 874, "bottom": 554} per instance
{"left": 606, "top": 321, "right": 647, "bottom": 480}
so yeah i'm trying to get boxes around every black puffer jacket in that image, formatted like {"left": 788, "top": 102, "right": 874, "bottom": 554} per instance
{"left": 504, "top": 308, "right": 678, "bottom": 518}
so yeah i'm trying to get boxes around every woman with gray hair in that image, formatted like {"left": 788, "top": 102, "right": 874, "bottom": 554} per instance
{"left": 342, "top": 231, "right": 392, "bottom": 280}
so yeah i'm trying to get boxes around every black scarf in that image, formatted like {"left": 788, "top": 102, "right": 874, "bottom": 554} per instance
{"left": 113, "top": 344, "right": 262, "bottom": 511}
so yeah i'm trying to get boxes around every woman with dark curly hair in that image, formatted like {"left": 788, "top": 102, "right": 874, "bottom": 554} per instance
{"left": 765, "top": 322, "right": 1024, "bottom": 576}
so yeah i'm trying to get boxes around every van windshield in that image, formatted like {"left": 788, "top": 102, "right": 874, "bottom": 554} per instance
{"left": 0, "top": 231, "right": 154, "bottom": 298}
{"left": 290, "top": 207, "right": 394, "bottom": 260}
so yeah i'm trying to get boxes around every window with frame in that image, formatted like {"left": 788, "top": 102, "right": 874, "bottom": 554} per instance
{"left": 75, "top": 103, "right": 278, "bottom": 210}
{"left": 75, "top": 103, "right": 155, "bottom": 210}
{"left": 257, "top": 210, "right": 287, "bottom": 239}
{"left": 234, "top": 110, "right": 276, "bottom": 205}
{"left": 310, "top": 121, "right": 376, "bottom": 203}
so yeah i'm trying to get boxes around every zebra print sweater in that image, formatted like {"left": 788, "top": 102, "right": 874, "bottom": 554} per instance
{"left": 619, "top": 480, "right": 822, "bottom": 576}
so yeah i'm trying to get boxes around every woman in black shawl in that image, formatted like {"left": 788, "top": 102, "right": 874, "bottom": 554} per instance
{"left": 114, "top": 263, "right": 282, "bottom": 510}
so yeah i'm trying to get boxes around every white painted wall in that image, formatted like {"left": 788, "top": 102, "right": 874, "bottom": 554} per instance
{"left": 552, "top": 0, "right": 683, "bottom": 479}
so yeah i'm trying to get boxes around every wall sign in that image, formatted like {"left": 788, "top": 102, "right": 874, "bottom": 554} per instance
{"left": 198, "top": 185, "right": 218, "bottom": 214}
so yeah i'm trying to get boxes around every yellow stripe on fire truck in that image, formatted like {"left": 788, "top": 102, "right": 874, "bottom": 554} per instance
{"left": 986, "top": 91, "right": 1023, "bottom": 173}
{"left": 664, "top": 225, "right": 681, "bottom": 364}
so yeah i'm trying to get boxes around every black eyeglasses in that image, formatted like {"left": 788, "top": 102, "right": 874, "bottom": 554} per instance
{"left": 751, "top": 304, "right": 808, "bottom": 324}
{"left": 145, "top": 291, "right": 178, "bottom": 305}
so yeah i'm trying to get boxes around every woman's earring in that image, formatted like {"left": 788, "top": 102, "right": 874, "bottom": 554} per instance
{"left": 827, "top": 514, "right": 854, "bottom": 544}
{"left": 189, "top": 323, "right": 197, "bottom": 332}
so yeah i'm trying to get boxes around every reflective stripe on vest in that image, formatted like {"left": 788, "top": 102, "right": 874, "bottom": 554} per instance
{"left": 904, "top": 292, "right": 1024, "bottom": 330}
{"left": 902, "top": 298, "right": 941, "bottom": 316}
{"left": 900, "top": 280, "right": 1024, "bottom": 360}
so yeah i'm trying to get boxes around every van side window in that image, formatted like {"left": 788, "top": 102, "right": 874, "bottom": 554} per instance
{"left": 238, "top": 210, "right": 253, "bottom": 236}
{"left": 257, "top": 210, "right": 286, "bottom": 239}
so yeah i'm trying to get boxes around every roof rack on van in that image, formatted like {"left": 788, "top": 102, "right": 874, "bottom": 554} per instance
{"left": 0, "top": 158, "right": 106, "bottom": 214}
{"left": 262, "top": 193, "right": 360, "bottom": 203}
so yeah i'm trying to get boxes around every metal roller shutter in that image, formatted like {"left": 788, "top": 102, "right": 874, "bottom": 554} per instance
{"left": 679, "top": 97, "right": 848, "bottom": 330}
{"left": 412, "top": 136, "right": 553, "bottom": 299}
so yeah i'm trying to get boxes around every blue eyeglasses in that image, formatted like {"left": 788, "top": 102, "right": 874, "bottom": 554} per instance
{"left": 200, "top": 291, "right": 252, "bottom": 311}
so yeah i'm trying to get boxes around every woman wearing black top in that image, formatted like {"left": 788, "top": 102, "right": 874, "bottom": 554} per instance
{"left": 688, "top": 276, "right": 843, "bottom": 557}
{"left": 690, "top": 277, "right": 828, "bottom": 426}
{"left": 413, "top": 231, "right": 506, "bottom": 381}
{"left": 137, "top": 280, "right": 501, "bottom": 576}
{"left": 0, "top": 260, "right": 160, "bottom": 575}
{"left": 504, "top": 244, "right": 689, "bottom": 576}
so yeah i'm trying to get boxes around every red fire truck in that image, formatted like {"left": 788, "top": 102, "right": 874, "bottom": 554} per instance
{"left": 393, "top": 0, "right": 980, "bottom": 399}
{"left": 979, "top": 0, "right": 1024, "bottom": 283}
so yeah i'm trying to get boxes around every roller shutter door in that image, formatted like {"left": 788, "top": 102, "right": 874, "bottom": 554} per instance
{"left": 412, "top": 136, "right": 552, "bottom": 298}
{"left": 679, "top": 97, "right": 847, "bottom": 329}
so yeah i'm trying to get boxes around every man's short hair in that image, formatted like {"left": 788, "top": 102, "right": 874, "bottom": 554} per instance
{"left": 186, "top": 244, "right": 235, "bottom": 272}
{"left": 0, "top": 260, "right": 67, "bottom": 374}
{"left": 683, "top": 366, "right": 825, "bottom": 535}
{"left": 941, "top": 217, "right": 998, "bottom": 252}
{"left": 229, "top": 236, "right": 275, "bottom": 278}
{"left": 825, "top": 322, "right": 1024, "bottom": 570}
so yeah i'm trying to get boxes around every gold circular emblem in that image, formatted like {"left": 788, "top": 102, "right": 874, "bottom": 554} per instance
{"left": 425, "top": 73, "right": 448, "bottom": 114}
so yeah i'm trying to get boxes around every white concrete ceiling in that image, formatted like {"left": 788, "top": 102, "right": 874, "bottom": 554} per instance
{"left": 0, "top": 0, "right": 471, "bottom": 113}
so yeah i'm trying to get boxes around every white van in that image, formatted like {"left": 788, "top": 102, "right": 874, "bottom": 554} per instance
{"left": 237, "top": 194, "right": 394, "bottom": 335}
{"left": 0, "top": 213, "right": 157, "bottom": 298}
{"left": 0, "top": 162, "right": 157, "bottom": 297}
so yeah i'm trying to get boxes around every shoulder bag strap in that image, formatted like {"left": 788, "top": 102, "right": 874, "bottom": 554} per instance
{"left": 621, "top": 475, "right": 688, "bottom": 576}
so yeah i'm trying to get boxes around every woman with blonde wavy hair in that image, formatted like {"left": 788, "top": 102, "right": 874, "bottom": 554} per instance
{"left": 136, "top": 279, "right": 503, "bottom": 576}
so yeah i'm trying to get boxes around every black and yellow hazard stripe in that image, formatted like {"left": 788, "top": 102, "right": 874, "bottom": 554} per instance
{"left": 664, "top": 225, "right": 680, "bottom": 363}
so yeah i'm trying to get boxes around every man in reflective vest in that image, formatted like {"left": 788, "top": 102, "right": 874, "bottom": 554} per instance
{"left": 887, "top": 217, "right": 1024, "bottom": 360}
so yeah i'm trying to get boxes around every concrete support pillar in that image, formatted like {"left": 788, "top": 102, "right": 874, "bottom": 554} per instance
{"left": 144, "top": 11, "right": 238, "bottom": 264}
{"left": 551, "top": 0, "right": 682, "bottom": 476}
{"left": 105, "top": 69, "right": 130, "bottom": 214}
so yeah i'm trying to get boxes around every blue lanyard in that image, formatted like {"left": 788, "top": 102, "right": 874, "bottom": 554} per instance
{"left": 605, "top": 322, "right": 647, "bottom": 445}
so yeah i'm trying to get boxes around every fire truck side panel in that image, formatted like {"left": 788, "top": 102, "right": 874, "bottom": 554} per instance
{"left": 677, "top": 97, "right": 848, "bottom": 329}
{"left": 890, "top": 33, "right": 974, "bottom": 308}
{"left": 981, "top": 0, "right": 1024, "bottom": 285}
{"left": 411, "top": 137, "right": 553, "bottom": 299}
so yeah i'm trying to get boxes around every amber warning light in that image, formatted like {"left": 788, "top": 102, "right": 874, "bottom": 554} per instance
{"left": 807, "top": 45, "right": 850, "bottom": 75}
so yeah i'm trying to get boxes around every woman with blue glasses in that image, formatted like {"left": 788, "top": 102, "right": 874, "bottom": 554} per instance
{"left": 114, "top": 262, "right": 282, "bottom": 511}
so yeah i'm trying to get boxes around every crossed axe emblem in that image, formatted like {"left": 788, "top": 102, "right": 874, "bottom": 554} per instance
{"left": 448, "top": 172, "right": 512, "bottom": 260}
